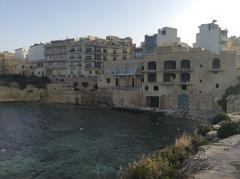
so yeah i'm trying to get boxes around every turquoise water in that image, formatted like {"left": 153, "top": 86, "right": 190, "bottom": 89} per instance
{"left": 0, "top": 103, "right": 197, "bottom": 179}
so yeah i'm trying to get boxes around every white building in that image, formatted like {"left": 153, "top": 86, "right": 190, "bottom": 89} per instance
{"left": 157, "top": 27, "right": 181, "bottom": 47}
{"left": 193, "top": 20, "right": 228, "bottom": 54}
{"left": 27, "top": 44, "right": 45, "bottom": 61}
{"left": 15, "top": 48, "right": 28, "bottom": 61}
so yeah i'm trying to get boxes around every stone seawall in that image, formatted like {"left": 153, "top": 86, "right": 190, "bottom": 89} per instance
{"left": 0, "top": 86, "right": 45, "bottom": 102}
{"left": 0, "top": 85, "right": 113, "bottom": 106}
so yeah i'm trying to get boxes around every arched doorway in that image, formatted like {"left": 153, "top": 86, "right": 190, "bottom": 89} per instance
{"left": 178, "top": 94, "right": 189, "bottom": 109}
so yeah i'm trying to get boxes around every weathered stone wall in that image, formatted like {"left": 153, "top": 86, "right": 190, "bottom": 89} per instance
{"left": 112, "top": 88, "right": 145, "bottom": 109}
{"left": 0, "top": 86, "right": 45, "bottom": 102}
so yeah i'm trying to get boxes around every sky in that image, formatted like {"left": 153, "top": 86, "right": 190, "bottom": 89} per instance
{"left": 0, "top": 0, "right": 240, "bottom": 52}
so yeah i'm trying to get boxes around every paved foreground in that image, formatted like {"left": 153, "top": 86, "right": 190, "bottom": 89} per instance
{"left": 187, "top": 134, "right": 240, "bottom": 179}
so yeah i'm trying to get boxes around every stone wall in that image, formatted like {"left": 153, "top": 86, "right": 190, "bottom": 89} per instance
{"left": 112, "top": 88, "right": 145, "bottom": 109}
{"left": 0, "top": 86, "right": 45, "bottom": 102}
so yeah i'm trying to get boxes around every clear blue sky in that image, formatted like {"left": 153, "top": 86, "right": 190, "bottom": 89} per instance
{"left": 1, "top": 0, "right": 240, "bottom": 51}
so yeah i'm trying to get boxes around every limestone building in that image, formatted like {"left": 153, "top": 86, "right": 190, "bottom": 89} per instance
{"left": 142, "top": 47, "right": 238, "bottom": 112}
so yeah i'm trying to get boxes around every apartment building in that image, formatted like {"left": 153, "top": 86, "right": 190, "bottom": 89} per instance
{"left": 193, "top": 20, "right": 228, "bottom": 54}
{"left": 144, "top": 27, "right": 185, "bottom": 55}
{"left": 44, "top": 36, "right": 133, "bottom": 81}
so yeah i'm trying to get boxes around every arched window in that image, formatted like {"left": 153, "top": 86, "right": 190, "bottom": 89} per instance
{"left": 180, "top": 73, "right": 190, "bottom": 83}
{"left": 164, "top": 60, "right": 176, "bottom": 70}
{"left": 147, "top": 61, "right": 156, "bottom": 70}
{"left": 212, "top": 58, "right": 221, "bottom": 69}
{"left": 181, "top": 60, "right": 191, "bottom": 69}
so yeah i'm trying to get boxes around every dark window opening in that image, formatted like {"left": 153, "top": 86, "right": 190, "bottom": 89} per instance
{"left": 132, "top": 78, "right": 135, "bottom": 87}
{"left": 180, "top": 73, "right": 190, "bottom": 83}
{"left": 216, "top": 83, "right": 219, "bottom": 88}
{"left": 182, "top": 85, "right": 187, "bottom": 90}
{"left": 147, "top": 61, "right": 156, "bottom": 70}
{"left": 164, "top": 60, "right": 176, "bottom": 70}
{"left": 153, "top": 86, "right": 159, "bottom": 91}
{"left": 163, "top": 73, "right": 176, "bottom": 82}
{"left": 142, "top": 78, "right": 144, "bottom": 82}
{"left": 147, "top": 73, "right": 156, "bottom": 82}
{"left": 145, "top": 86, "right": 149, "bottom": 91}
{"left": 212, "top": 58, "right": 221, "bottom": 69}
{"left": 116, "top": 78, "right": 119, "bottom": 87}
{"left": 107, "top": 78, "right": 110, "bottom": 83}
{"left": 181, "top": 60, "right": 191, "bottom": 69}
{"left": 200, "top": 64, "right": 203, "bottom": 68}
{"left": 200, "top": 80, "right": 202, "bottom": 83}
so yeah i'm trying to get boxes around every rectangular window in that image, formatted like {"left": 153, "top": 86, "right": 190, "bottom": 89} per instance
{"left": 182, "top": 85, "right": 187, "bottom": 90}
{"left": 147, "top": 73, "right": 156, "bottom": 82}
{"left": 145, "top": 86, "right": 149, "bottom": 91}
{"left": 107, "top": 78, "right": 110, "bottom": 83}
{"left": 153, "top": 86, "right": 159, "bottom": 91}
{"left": 116, "top": 78, "right": 119, "bottom": 87}
{"left": 163, "top": 73, "right": 176, "bottom": 82}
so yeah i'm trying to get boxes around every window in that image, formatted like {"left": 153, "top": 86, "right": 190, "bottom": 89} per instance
{"left": 86, "top": 56, "right": 92, "bottom": 60}
{"left": 216, "top": 83, "right": 219, "bottom": 88}
{"left": 145, "top": 86, "right": 149, "bottom": 91}
{"left": 200, "top": 80, "right": 202, "bottom": 83}
{"left": 153, "top": 86, "right": 159, "bottom": 91}
{"left": 86, "top": 48, "right": 92, "bottom": 53}
{"left": 107, "top": 78, "right": 110, "bottom": 83}
{"left": 142, "top": 78, "right": 144, "bottom": 82}
{"left": 147, "top": 61, "right": 156, "bottom": 70}
{"left": 164, "top": 60, "right": 176, "bottom": 70}
{"left": 147, "top": 73, "right": 156, "bottom": 82}
{"left": 200, "top": 64, "right": 203, "bottom": 68}
{"left": 182, "top": 85, "right": 187, "bottom": 90}
{"left": 132, "top": 78, "right": 135, "bottom": 87}
{"left": 181, "top": 60, "right": 191, "bottom": 69}
{"left": 163, "top": 73, "right": 176, "bottom": 83}
{"left": 116, "top": 78, "right": 119, "bottom": 87}
{"left": 180, "top": 73, "right": 190, "bottom": 83}
{"left": 212, "top": 58, "right": 221, "bottom": 69}
{"left": 95, "top": 62, "right": 101, "bottom": 68}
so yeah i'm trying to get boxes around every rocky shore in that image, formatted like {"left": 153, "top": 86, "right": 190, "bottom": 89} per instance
{"left": 186, "top": 134, "right": 240, "bottom": 179}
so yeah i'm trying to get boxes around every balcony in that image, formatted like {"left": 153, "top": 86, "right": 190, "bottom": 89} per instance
{"left": 209, "top": 68, "right": 224, "bottom": 73}
{"left": 162, "top": 68, "right": 193, "bottom": 72}
{"left": 178, "top": 81, "right": 192, "bottom": 85}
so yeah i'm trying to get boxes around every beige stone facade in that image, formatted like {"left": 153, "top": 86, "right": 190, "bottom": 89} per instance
{"left": 0, "top": 52, "right": 17, "bottom": 75}
{"left": 142, "top": 48, "right": 238, "bottom": 112}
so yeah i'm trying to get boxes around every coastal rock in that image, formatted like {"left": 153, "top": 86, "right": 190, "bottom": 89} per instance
{"left": 186, "top": 134, "right": 240, "bottom": 179}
